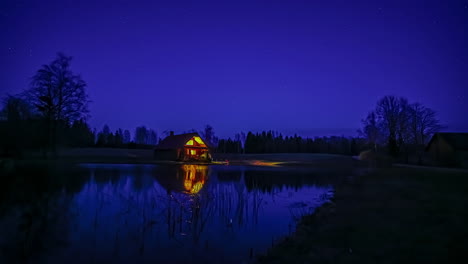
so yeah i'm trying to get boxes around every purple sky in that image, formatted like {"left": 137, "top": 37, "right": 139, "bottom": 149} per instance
{"left": 1, "top": 0, "right": 467, "bottom": 138}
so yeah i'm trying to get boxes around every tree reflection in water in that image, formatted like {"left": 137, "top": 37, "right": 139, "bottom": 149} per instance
{"left": 0, "top": 163, "right": 337, "bottom": 264}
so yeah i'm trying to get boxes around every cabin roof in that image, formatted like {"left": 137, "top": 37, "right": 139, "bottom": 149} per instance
{"left": 156, "top": 132, "right": 208, "bottom": 149}
{"left": 426, "top": 133, "right": 468, "bottom": 151}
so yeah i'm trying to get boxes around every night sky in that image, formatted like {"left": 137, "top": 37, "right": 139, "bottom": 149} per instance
{"left": 1, "top": 0, "right": 467, "bottom": 138}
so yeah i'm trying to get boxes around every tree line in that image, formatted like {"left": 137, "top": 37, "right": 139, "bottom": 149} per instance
{"left": 210, "top": 95, "right": 443, "bottom": 161}
{"left": 0, "top": 53, "right": 160, "bottom": 157}
{"left": 0, "top": 53, "right": 443, "bottom": 161}
{"left": 1, "top": 53, "right": 90, "bottom": 157}
{"left": 95, "top": 125, "right": 158, "bottom": 148}
{"left": 216, "top": 131, "right": 364, "bottom": 156}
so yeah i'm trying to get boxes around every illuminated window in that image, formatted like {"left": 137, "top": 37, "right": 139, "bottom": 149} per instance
{"left": 190, "top": 149, "right": 196, "bottom": 155}
{"left": 194, "top": 137, "right": 205, "bottom": 145}
{"left": 186, "top": 140, "right": 194, "bottom": 145}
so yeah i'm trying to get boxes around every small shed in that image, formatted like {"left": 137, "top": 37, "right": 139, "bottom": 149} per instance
{"left": 154, "top": 132, "right": 211, "bottom": 161}
{"left": 426, "top": 133, "right": 468, "bottom": 167}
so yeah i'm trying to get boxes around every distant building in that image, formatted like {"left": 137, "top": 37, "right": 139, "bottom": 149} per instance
{"left": 426, "top": 133, "right": 468, "bottom": 168}
{"left": 154, "top": 131, "right": 211, "bottom": 161}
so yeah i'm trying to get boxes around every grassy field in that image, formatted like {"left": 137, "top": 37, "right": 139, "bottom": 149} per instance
{"left": 258, "top": 167, "right": 468, "bottom": 263}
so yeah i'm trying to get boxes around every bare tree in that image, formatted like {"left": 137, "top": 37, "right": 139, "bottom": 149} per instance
{"left": 375, "top": 96, "right": 408, "bottom": 156}
{"left": 26, "top": 53, "right": 89, "bottom": 123}
{"left": 409, "top": 103, "right": 443, "bottom": 145}
{"left": 361, "top": 95, "right": 443, "bottom": 162}
{"left": 202, "top": 125, "right": 215, "bottom": 146}
{"left": 358, "top": 111, "right": 380, "bottom": 151}
{"left": 24, "top": 53, "right": 89, "bottom": 155}
{"left": 408, "top": 103, "right": 443, "bottom": 163}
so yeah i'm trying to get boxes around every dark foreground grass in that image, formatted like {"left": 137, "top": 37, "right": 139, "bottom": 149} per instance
{"left": 259, "top": 167, "right": 468, "bottom": 264}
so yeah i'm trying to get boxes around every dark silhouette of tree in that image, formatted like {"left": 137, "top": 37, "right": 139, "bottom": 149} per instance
{"left": 1, "top": 95, "right": 35, "bottom": 121}
{"left": 0, "top": 95, "right": 41, "bottom": 157}
{"left": 360, "top": 95, "right": 443, "bottom": 161}
{"left": 24, "top": 53, "right": 90, "bottom": 155}
{"left": 408, "top": 103, "right": 443, "bottom": 145}
{"left": 408, "top": 103, "right": 443, "bottom": 163}
{"left": 235, "top": 133, "right": 246, "bottom": 153}
{"left": 1, "top": 93, "right": 96, "bottom": 157}
{"left": 26, "top": 53, "right": 89, "bottom": 122}
{"left": 135, "top": 126, "right": 148, "bottom": 145}
{"left": 245, "top": 132, "right": 256, "bottom": 153}
{"left": 219, "top": 130, "right": 362, "bottom": 155}
{"left": 123, "top": 129, "right": 131, "bottom": 144}
{"left": 375, "top": 96, "right": 408, "bottom": 156}
{"left": 148, "top": 129, "right": 158, "bottom": 145}
{"left": 199, "top": 125, "right": 219, "bottom": 150}
{"left": 96, "top": 124, "right": 111, "bottom": 147}
{"left": 102, "top": 124, "right": 110, "bottom": 135}
{"left": 92, "top": 126, "right": 156, "bottom": 148}
{"left": 115, "top": 128, "right": 124, "bottom": 147}
{"left": 68, "top": 119, "right": 94, "bottom": 147}
{"left": 202, "top": 125, "right": 215, "bottom": 146}
{"left": 358, "top": 111, "right": 381, "bottom": 151}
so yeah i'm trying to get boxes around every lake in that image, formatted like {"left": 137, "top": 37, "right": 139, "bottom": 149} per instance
{"left": 0, "top": 163, "right": 346, "bottom": 263}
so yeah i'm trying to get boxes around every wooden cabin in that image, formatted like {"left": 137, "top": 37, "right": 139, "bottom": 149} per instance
{"left": 154, "top": 132, "right": 211, "bottom": 161}
{"left": 426, "top": 133, "right": 468, "bottom": 168}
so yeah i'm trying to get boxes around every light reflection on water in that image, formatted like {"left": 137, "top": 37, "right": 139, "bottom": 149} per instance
{"left": 0, "top": 164, "right": 337, "bottom": 264}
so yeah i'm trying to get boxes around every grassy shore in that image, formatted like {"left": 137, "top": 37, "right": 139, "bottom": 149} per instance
{"left": 2, "top": 148, "right": 357, "bottom": 167}
{"left": 258, "top": 166, "right": 468, "bottom": 263}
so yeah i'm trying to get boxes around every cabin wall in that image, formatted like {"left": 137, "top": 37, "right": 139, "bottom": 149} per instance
{"left": 182, "top": 147, "right": 211, "bottom": 161}
{"left": 155, "top": 147, "right": 211, "bottom": 162}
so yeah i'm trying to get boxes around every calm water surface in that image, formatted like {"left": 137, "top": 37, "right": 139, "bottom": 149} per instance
{"left": 0, "top": 163, "right": 342, "bottom": 263}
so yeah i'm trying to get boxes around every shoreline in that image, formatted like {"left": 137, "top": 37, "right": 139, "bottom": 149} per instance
{"left": 257, "top": 166, "right": 468, "bottom": 263}
{"left": 1, "top": 149, "right": 359, "bottom": 169}
{"left": 3, "top": 150, "right": 468, "bottom": 262}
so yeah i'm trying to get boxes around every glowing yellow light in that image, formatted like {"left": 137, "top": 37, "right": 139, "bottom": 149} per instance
{"left": 248, "top": 160, "right": 283, "bottom": 167}
{"left": 193, "top": 136, "right": 205, "bottom": 145}
{"left": 191, "top": 182, "right": 203, "bottom": 194}
{"left": 186, "top": 140, "right": 194, "bottom": 145}
{"left": 184, "top": 180, "right": 193, "bottom": 191}
{"left": 190, "top": 149, "right": 196, "bottom": 155}
{"left": 181, "top": 165, "right": 208, "bottom": 194}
